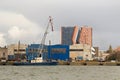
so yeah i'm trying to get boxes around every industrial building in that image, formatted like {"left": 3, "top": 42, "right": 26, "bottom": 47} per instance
{"left": 7, "top": 43, "right": 28, "bottom": 60}
{"left": 61, "top": 26, "right": 93, "bottom": 61}
{"left": 70, "top": 44, "right": 93, "bottom": 61}
{"left": 26, "top": 44, "right": 69, "bottom": 61}
{"left": 0, "top": 46, "right": 8, "bottom": 60}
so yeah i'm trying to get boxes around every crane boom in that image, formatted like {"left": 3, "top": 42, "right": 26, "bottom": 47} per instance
{"left": 38, "top": 16, "right": 54, "bottom": 57}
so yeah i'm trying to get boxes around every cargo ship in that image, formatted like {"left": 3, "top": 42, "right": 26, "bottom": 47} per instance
{"left": 13, "top": 61, "right": 58, "bottom": 66}
{"left": 13, "top": 57, "right": 58, "bottom": 66}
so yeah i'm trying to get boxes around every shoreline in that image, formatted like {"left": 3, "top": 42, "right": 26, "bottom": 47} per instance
{"left": 57, "top": 61, "right": 120, "bottom": 66}
{"left": 1, "top": 61, "right": 120, "bottom": 66}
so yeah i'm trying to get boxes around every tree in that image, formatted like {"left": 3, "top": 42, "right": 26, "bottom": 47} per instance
{"left": 106, "top": 45, "right": 113, "bottom": 53}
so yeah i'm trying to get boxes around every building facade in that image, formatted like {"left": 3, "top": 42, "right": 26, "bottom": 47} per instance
{"left": 7, "top": 43, "right": 28, "bottom": 60}
{"left": 72, "top": 26, "right": 79, "bottom": 44}
{"left": 26, "top": 44, "right": 69, "bottom": 61}
{"left": 79, "top": 26, "right": 92, "bottom": 46}
{"left": 93, "top": 47, "right": 99, "bottom": 57}
{"left": 0, "top": 47, "right": 8, "bottom": 60}
{"left": 61, "top": 26, "right": 92, "bottom": 46}
{"left": 61, "top": 27, "right": 74, "bottom": 45}
{"left": 70, "top": 44, "right": 93, "bottom": 61}
{"left": 48, "top": 45, "right": 69, "bottom": 61}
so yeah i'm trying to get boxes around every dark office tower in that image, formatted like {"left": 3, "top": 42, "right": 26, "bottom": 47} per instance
{"left": 61, "top": 26, "right": 80, "bottom": 45}
{"left": 79, "top": 26, "right": 92, "bottom": 46}
{"left": 61, "top": 27, "right": 74, "bottom": 45}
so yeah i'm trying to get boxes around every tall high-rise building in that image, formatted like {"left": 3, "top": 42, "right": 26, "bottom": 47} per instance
{"left": 61, "top": 26, "right": 80, "bottom": 45}
{"left": 61, "top": 26, "right": 92, "bottom": 46}
{"left": 61, "top": 27, "right": 74, "bottom": 45}
{"left": 79, "top": 26, "right": 92, "bottom": 46}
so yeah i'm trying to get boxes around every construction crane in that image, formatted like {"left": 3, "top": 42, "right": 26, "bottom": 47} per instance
{"left": 37, "top": 16, "right": 54, "bottom": 59}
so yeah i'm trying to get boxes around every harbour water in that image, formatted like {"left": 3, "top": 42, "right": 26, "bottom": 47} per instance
{"left": 0, "top": 66, "right": 120, "bottom": 80}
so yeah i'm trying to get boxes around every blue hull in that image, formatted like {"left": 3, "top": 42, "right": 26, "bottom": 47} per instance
{"left": 13, "top": 62, "right": 58, "bottom": 66}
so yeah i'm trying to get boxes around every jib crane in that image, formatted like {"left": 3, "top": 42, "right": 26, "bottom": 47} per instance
{"left": 37, "top": 16, "right": 54, "bottom": 59}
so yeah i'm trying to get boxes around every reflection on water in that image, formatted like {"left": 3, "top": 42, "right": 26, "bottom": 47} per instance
{"left": 0, "top": 66, "right": 120, "bottom": 80}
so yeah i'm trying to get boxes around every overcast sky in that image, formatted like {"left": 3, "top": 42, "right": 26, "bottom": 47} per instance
{"left": 0, "top": 0, "right": 120, "bottom": 50}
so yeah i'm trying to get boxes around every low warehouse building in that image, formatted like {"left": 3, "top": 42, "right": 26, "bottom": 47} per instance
{"left": 70, "top": 44, "right": 93, "bottom": 61}
{"left": 26, "top": 44, "right": 69, "bottom": 61}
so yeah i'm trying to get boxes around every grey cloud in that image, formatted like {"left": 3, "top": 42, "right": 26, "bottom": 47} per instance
{"left": 0, "top": 0, "right": 120, "bottom": 50}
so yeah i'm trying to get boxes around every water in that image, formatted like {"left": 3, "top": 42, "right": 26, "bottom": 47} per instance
{"left": 0, "top": 66, "right": 120, "bottom": 80}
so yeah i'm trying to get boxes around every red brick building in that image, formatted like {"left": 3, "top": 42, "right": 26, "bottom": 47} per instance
{"left": 79, "top": 26, "right": 92, "bottom": 46}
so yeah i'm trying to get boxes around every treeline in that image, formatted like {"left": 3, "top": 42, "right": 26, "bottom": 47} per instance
{"left": 106, "top": 45, "right": 120, "bottom": 61}
{"left": 106, "top": 52, "right": 120, "bottom": 61}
